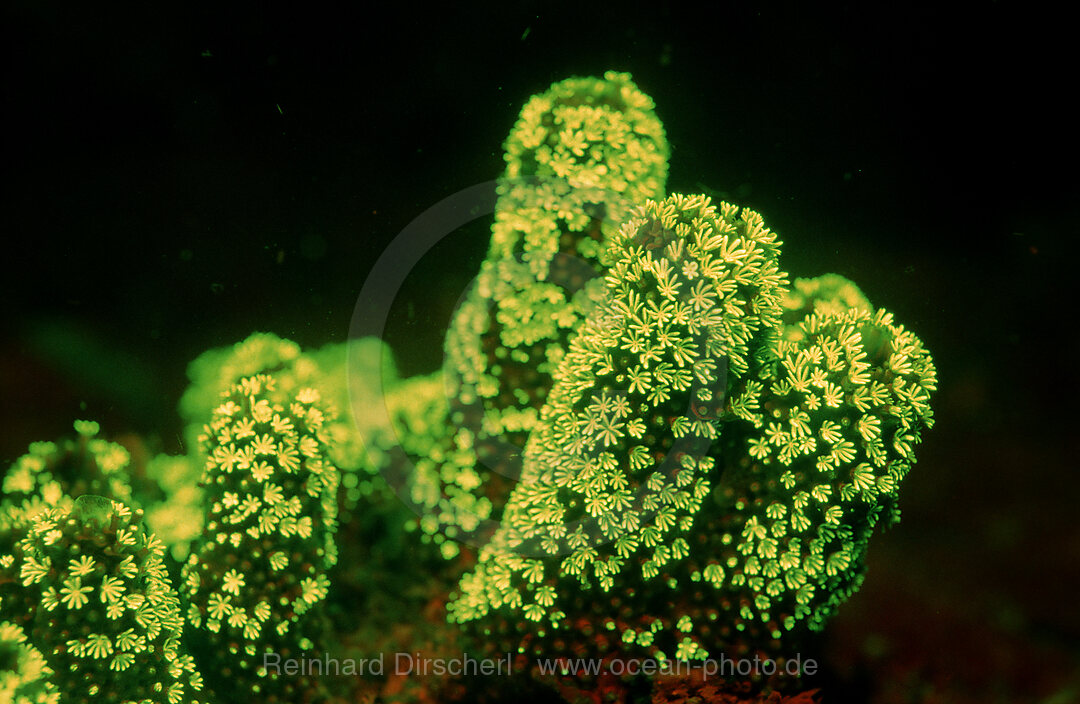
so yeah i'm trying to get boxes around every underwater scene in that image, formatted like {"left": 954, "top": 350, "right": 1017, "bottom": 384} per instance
{"left": 2, "top": 4, "right": 1075, "bottom": 704}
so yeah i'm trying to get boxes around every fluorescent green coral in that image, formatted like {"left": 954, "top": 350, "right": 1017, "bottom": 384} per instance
{"left": 448, "top": 193, "right": 937, "bottom": 667}
{"left": 0, "top": 496, "right": 205, "bottom": 704}
{"left": 502, "top": 70, "right": 669, "bottom": 193}
{"left": 382, "top": 372, "right": 491, "bottom": 559}
{"left": 0, "top": 420, "right": 134, "bottom": 531}
{"left": 449, "top": 193, "right": 787, "bottom": 633}
{"left": 142, "top": 453, "right": 205, "bottom": 561}
{"left": 181, "top": 373, "right": 338, "bottom": 702}
{"left": 181, "top": 333, "right": 396, "bottom": 516}
{"left": 179, "top": 333, "right": 320, "bottom": 449}
{"left": 308, "top": 337, "right": 400, "bottom": 506}
{"left": 781, "top": 273, "right": 872, "bottom": 322}
{"left": 711, "top": 304, "right": 937, "bottom": 636}
{"left": 401, "top": 71, "right": 670, "bottom": 546}
{"left": 0, "top": 621, "right": 59, "bottom": 704}
{"left": 0, "top": 70, "right": 940, "bottom": 703}
{"left": 446, "top": 70, "right": 668, "bottom": 424}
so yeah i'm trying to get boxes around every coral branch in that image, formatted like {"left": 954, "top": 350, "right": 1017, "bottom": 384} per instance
{"left": 1, "top": 495, "right": 205, "bottom": 703}
{"left": 181, "top": 373, "right": 339, "bottom": 702}
{"left": 448, "top": 194, "right": 936, "bottom": 696}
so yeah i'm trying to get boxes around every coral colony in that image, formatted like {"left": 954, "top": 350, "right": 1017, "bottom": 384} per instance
{"left": 0, "top": 72, "right": 935, "bottom": 703}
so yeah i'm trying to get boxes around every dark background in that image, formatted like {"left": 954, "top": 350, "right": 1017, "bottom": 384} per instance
{"left": 2, "top": 2, "right": 1077, "bottom": 701}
